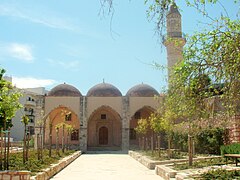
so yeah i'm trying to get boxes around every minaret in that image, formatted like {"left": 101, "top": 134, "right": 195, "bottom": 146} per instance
{"left": 164, "top": 2, "right": 186, "bottom": 81}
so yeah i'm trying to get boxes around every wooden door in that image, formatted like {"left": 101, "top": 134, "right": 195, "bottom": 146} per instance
{"left": 99, "top": 126, "right": 108, "bottom": 145}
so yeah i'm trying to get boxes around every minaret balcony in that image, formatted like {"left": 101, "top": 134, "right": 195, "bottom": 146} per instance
{"left": 162, "top": 33, "right": 186, "bottom": 44}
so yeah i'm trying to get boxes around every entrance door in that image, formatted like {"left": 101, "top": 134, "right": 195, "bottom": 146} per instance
{"left": 99, "top": 126, "right": 108, "bottom": 145}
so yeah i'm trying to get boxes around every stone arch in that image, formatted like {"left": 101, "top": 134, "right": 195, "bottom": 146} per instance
{"left": 129, "top": 106, "right": 156, "bottom": 147}
{"left": 44, "top": 105, "right": 80, "bottom": 149}
{"left": 87, "top": 105, "right": 122, "bottom": 150}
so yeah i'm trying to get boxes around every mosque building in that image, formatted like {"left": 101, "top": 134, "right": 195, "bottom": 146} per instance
{"left": 41, "top": 3, "right": 185, "bottom": 152}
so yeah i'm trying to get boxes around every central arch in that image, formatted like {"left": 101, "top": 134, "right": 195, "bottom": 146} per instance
{"left": 87, "top": 105, "right": 122, "bottom": 150}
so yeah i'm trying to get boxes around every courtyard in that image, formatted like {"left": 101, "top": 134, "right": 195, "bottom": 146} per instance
{"left": 51, "top": 152, "right": 163, "bottom": 180}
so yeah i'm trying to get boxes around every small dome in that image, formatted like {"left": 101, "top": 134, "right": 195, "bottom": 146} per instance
{"left": 126, "top": 84, "right": 159, "bottom": 97}
{"left": 87, "top": 83, "right": 122, "bottom": 97}
{"left": 48, "top": 83, "right": 82, "bottom": 97}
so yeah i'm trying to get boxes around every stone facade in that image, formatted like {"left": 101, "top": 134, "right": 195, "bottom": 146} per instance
{"left": 43, "top": 83, "right": 159, "bottom": 152}
{"left": 228, "top": 116, "right": 240, "bottom": 143}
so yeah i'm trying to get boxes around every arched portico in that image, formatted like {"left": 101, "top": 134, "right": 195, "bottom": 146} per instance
{"left": 129, "top": 106, "right": 155, "bottom": 147}
{"left": 44, "top": 105, "right": 80, "bottom": 149}
{"left": 87, "top": 106, "right": 122, "bottom": 150}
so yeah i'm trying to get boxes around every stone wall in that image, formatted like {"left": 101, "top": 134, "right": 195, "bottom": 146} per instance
{"left": 31, "top": 151, "right": 81, "bottom": 180}
{"left": 229, "top": 116, "right": 240, "bottom": 143}
{"left": 0, "top": 171, "right": 30, "bottom": 180}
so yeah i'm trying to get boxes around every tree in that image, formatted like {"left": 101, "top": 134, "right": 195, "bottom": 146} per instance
{"left": 66, "top": 124, "right": 74, "bottom": 150}
{"left": 0, "top": 68, "right": 22, "bottom": 170}
{"left": 55, "top": 123, "right": 61, "bottom": 156}
{"left": 47, "top": 109, "right": 71, "bottom": 157}
{"left": 135, "top": 118, "right": 149, "bottom": 150}
{"left": 101, "top": 0, "right": 239, "bottom": 165}
{"left": 21, "top": 115, "right": 29, "bottom": 163}
{"left": 149, "top": 113, "right": 165, "bottom": 156}
{"left": 35, "top": 111, "right": 45, "bottom": 161}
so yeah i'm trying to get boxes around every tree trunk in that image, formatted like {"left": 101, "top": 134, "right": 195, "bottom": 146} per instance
{"left": 188, "top": 135, "right": 193, "bottom": 166}
{"left": 6, "top": 129, "right": 10, "bottom": 170}
{"left": 167, "top": 136, "right": 171, "bottom": 159}
{"left": 40, "top": 127, "right": 43, "bottom": 161}
{"left": 145, "top": 137, "right": 148, "bottom": 150}
{"left": 138, "top": 137, "right": 141, "bottom": 150}
{"left": 0, "top": 128, "right": 3, "bottom": 170}
{"left": 62, "top": 124, "right": 65, "bottom": 153}
{"left": 26, "top": 132, "right": 29, "bottom": 162}
{"left": 157, "top": 135, "right": 161, "bottom": 157}
{"left": 66, "top": 133, "right": 69, "bottom": 151}
{"left": 37, "top": 133, "right": 40, "bottom": 160}
{"left": 23, "top": 125, "right": 26, "bottom": 164}
{"left": 142, "top": 137, "right": 145, "bottom": 150}
{"left": 151, "top": 136, "right": 154, "bottom": 155}
{"left": 49, "top": 123, "right": 52, "bottom": 157}
{"left": 56, "top": 129, "right": 60, "bottom": 156}
{"left": 4, "top": 121, "right": 7, "bottom": 170}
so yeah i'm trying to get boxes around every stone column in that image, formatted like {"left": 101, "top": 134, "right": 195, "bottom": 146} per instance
{"left": 121, "top": 97, "right": 130, "bottom": 151}
{"left": 232, "top": 115, "right": 240, "bottom": 143}
{"left": 79, "top": 96, "right": 88, "bottom": 152}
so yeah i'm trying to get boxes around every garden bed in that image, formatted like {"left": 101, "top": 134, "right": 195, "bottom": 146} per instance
{"left": 129, "top": 150, "right": 239, "bottom": 179}
{"left": 1, "top": 150, "right": 81, "bottom": 180}
{"left": 31, "top": 151, "right": 81, "bottom": 180}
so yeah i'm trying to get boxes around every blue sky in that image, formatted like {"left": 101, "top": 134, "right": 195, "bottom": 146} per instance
{"left": 0, "top": 0, "right": 238, "bottom": 95}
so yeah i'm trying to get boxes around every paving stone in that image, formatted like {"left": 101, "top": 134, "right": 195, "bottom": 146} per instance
{"left": 51, "top": 153, "right": 163, "bottom": 180}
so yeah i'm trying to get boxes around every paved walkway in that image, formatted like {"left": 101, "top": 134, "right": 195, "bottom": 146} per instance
{"left": 51, "top": 152, "right": 163, "bottom": 180}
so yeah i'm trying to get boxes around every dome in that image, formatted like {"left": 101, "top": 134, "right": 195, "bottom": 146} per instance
{"left": 87, "top": 83, "right": 122, "bottom": 97}
{"left": 126, "top": 84, "right": 159, "bottom": 97}
{"left": 48, "top": 83, "right": 82, "bottom": 97}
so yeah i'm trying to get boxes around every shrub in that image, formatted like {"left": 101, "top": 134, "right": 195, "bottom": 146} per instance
{"left": 201, "top": 169, "right": 240, "bottom": 180}
{"left": 195, "top": 128, "right": 224, "bottom": 154}
{"left": 220, "top": 143, "right": 240, "bottom": 155}
{"left": 172, "top": 132, "right": 188, "bottom": 152}
{"left": 171, "top": 128, "right": 224, "bottom": 154}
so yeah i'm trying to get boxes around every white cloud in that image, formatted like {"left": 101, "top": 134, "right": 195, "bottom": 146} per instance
{"left": 0, "top": 42, "right": 34, "bottom": 62}
{"left": 0, "top": 3, "right": 80, "bottom": 32}
{"left": 47, "top": 58, "right": 80, "bottom": 71}
{"left": 7, "top": 43, "right": 34, "bottom": 62}
{"left": 12, "top": 76, "right": 56, "bottom": 88}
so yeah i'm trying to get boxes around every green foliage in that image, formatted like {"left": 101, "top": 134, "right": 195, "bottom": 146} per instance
{"left": 149, "top": 112, "right": 171, "bottom": 133}
{"left": 21, "top": 115, "right": 29, "bottom": 125}
{"left": 9, "top": 149, "right": 76, "bottom": 175}
{"left": 0, "top": 68, "right": 22, "bottom": 129}
{"left": 174, "top": 158, "right": 226, "bottom": 170}
{"left": 170, "top": 128, "right": 224, "bottom": 154}
{"left": 220, "top": 143, "right": 240, "bottom": 155}
{"left": 171, "top": 132, "right": 188, "bottom": 151}
{"left": 135, "top": 118, "right": 148, "bottom": 135}
{"left": 195, "top": 128, "right": 224, "bottom": 154}
{"left": 200, "top": 169, "right": 240, "bottom": 180}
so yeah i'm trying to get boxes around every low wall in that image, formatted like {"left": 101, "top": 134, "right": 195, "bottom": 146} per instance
{"left": 0, "top": 171, "right": 30, "bottom": 180}
{"left": 155, "top": 165, "right": 177, "bottom": 180}
{"left": 129, "top": 150, "right": 190, "bottom": 170}
{"left": 129, "top": 150, "right": 225, "bottom": 180}
{"left": 31, "top": 151, "right": 81, "bottom": 180}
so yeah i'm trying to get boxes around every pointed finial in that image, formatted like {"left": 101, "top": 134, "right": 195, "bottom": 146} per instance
{"left": 103, "top": 78, "right": 105, "bottom": 83}
{"left": 168, "top": 1, "right": 180, "bottom": 15}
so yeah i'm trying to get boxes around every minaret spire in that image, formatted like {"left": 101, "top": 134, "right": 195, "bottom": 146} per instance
{"left": 164, "top": 2, "right": 186, "bottom": 82}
